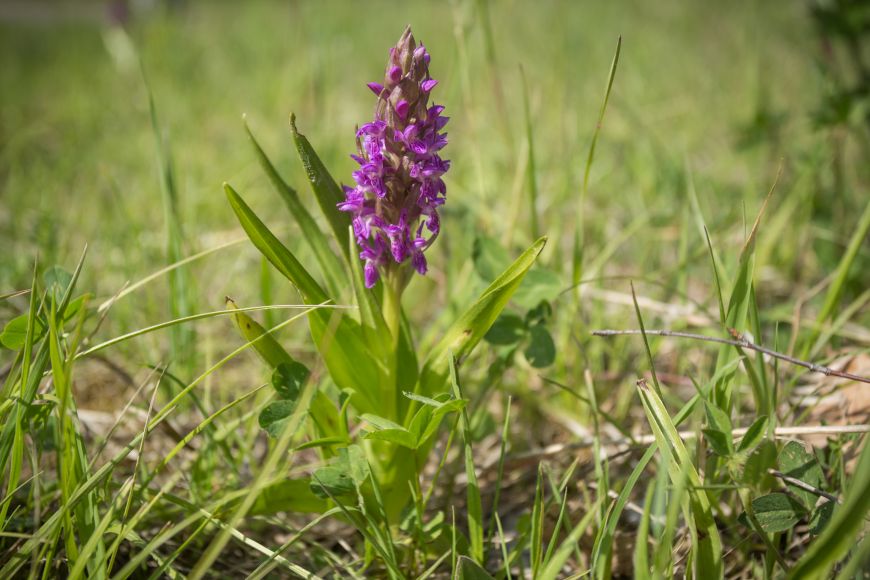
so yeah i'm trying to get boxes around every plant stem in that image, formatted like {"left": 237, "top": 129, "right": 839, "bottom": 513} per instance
{"left": 382, "top": 272, "right": 403, "bottom": 344}
{"left": 382, "top": 270, "right": 405, "bottom": 421}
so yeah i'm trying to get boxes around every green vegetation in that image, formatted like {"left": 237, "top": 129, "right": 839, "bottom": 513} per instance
{"left": 1, "top": 0, "right": 869, "bottom": 577}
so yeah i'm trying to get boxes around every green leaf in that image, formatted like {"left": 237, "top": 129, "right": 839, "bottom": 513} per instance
{"left": 258, "top": 400, "right": 298, "bottom": 438}
{"left": 43, "top": 266, "right": 72, "bottom": 300}
{"left": 807, "top": 500, "right": 834, "bottom": 535}
{"left": 420, "top": 237, "right": 547, "bottom": 395}
{"left": 751, "top": 492, "right": 804, "bottom": 533}
{"left": 524, "top": 324, "right": 555, "bottom": 368}
{"left": 451, "top": 357, "right": 484, "bottom": 565}
{"left": 737, "top": 415, "right": 768, "bottom": 453}
{"left": 309, "top": 390, "right": 346, "bottom": 443}
{"left": 704, "top": 400, "right": 733, "bottom": 455}
{"left": 513, "top": 268, "right": 563, "bottom": 310}
{"left": 361, "top": 414, "right": 418, "bottom": 448}
{"left": 364, "top": 428, "right": 417, "bottom": 449}
{"left": 402, "top": 391, "right": 448, "bottom": 408}
{"left": 272, "top": 361, "right": 310, "bottom": 400}
{"left": 1, "top": 314, "right": 45, "bottom": 350}
{"left": 407, "top": 405, "right": 434, "bottom": 446}
{"left": 484, "top": 313, "right": 526, "bottom": 345}
{"left": 456, "top": 556, "right": 495, "bottom": 579}
{"left": 310, "top": 465, "right": 355, "bottom": 499}
{"left": 788, "top": 437, "right": 870, "bottom": 579}
{"left": 742, "top": 439, "right": 777, "bottom": 489}
{"left": 712, "top": 189, "right": 772, "bottom": 411}
{"left": 245, "top": 119, "right": 346, "bottom": 297}
{"left": 295, "top": 436, "right": 349, "bottom": 451}
{"left": 472, "top": 235, "right": 511, "bottom": 281}
{"left": 225, "top": 184, "right": 328, "bottom": 304}
{"left": 310, "top": 445, "right": 370, "bottom": 500}
{"left": 360, "top": 414, "right": 404, "bottom": 431}
{"left": 225, "top": 184, "right": 383, "bottom": 413}
{"left": 778, "top": 441, "right": 825, "bottom": 510}
{"left": 289, "top": 114, "right": 350, "bottom": 257}
{"left": 249, "top": 478, "right": 328, "bottom": 515}
{"left": 703, "top": 429, "right": 733, "bottom": 457}
{"left": 406, "top": 395, "right": 466, "bottom": 448}
{"left": 637, "top": 382, "right": 722, "bottom": 577}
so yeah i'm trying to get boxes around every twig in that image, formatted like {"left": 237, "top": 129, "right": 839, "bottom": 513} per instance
{"left": 768, "top": 469, "right": 840, "bottom": 504}
{"left": 509, "top": 425, "right": 870, "bottom": 464}
{"left": 591, "top": 328, "right": 870, "bottom": 384}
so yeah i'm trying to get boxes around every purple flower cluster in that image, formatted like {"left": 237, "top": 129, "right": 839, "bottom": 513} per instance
{"left": 338, "top": 27, "right": 450, "bottom": 288}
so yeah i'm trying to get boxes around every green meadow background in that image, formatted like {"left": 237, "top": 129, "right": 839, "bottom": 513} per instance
{"left": 1, "top": 0, "right": 868, "bottom": 576}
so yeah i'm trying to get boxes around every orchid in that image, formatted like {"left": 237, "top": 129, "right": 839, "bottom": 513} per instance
{"left": 338, "top": 27, "right": 450, "bottom": 290}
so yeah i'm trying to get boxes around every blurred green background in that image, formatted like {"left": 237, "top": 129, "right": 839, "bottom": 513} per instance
{"left": 1, "top": 1, "right": 866, "bottom": 367}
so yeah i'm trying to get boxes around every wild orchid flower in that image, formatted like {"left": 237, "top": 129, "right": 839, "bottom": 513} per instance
{"left": 338, "top": 26, "right": 450, "bottom": 290}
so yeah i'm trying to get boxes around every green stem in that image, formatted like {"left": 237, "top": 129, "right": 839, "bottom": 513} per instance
{"left": 382, "top": 273, "right": 402, "bottom": 344}
{"left": 382, "top": 270, "right": 405, "bottom": 422}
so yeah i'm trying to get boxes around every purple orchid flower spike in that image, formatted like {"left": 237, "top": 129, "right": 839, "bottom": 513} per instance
{"left": 337, "top": 26, "right": 449, "bottom": 290}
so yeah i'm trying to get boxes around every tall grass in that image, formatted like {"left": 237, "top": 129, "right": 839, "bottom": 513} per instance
{"left": 1, "top": 0, "right": 868, "bottom": 577}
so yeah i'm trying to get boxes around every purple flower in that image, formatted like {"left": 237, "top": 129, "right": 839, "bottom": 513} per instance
{"left": 337, "top": 26, "right": 449, "bottom": 288}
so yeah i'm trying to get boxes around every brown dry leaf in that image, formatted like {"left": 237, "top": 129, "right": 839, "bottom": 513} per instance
{"left": 796, "top": 352, "right": 870, "bottom": 468}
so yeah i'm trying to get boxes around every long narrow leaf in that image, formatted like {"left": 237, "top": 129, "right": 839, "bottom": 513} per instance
{"left": 420, "top": 237, "right": 546, "bottom": 394}
{"left": 245, "top": 119, "right": 346, "bottom": 298}
{"left": 289, "top": 114, "right": 351, "bottom": 257}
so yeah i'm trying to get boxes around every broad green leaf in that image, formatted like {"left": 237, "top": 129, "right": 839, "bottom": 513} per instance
{"left": 2, "top": 294, "right": 88, "bottom": 350}
{"left": 484, "top": 313, "right": 526, "bottom": 345}
{"left": 778, "top": 441, "right": 825, "bottom": 510}
{"left": 512, "top": 268, "right": 563, "bottom": 310}
{"left": 339, "top": 445, "right": 370, "bottom": 487}
{"left": 289, "top": 114, "right": 350, "bottom": 257}
{"left": 257, "top": 363, "right": 311, "bottom": 437}
{"left": 524, "top": 324, "right": 555, "bottom": 368}
{"left": 272, "top": 361, "right": 310, "bottom": 400}
{"left": 703, "top": 400, "right": 733, "bottom": 455}
{"left": 751, "top": 492, "right": 804, "bottom": 533}
{"left": 742, "top": 439, "right": 777, "bottom": 489}
{"left": 407, "top": 396, "right": 466, "bottom": 448}
{"left": 258, "top": 400, "right": 298, "bottom": 438}
{"left": 1, "top": 314, "right": 45, "bottom": 350}
{"left": 245, "top": 119, "right": 346, "bottom": 297}
{"left": 807, "top": 500, "right": 834, "bottom": 535}
{"left": 408, "top": 404, "right": 434, "bottom": 445}
{"left": 310, "top": 445, "right": 370, "bottom": 500}
{"left": 249, "top": 478, "right": 328, "bottom": 515}
{"left": 310, "top": 465, "right": 355, "bottom": 499}
{"left": 702, "top": 429, "right": 732, "bottom": 457}
{"left": 227, "top": 298, "right": 345, "bottom": 449}
{"left": 420, "top": 237, "right": 547, "bottom": 395}
{"left": 364, "top": 428, "right": 417, "bottom": 449}
{"left": 788, "top": 437, "right": 870, "bottom": 579}
{"left": 43, "top": 266, "right": 72, "bottom": 300}
{"left": 737, "top": 415, "right": 768, "bottom": 453}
